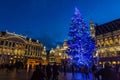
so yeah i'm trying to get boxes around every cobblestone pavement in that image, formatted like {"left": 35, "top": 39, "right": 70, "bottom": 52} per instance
{"left": 58, "top": 72, "right": 93, "bottom": 80}
{"left": 0, "top": 69, "right": 93, "bottom": 80}
{"left": 0, "top": 69, "right": 32, "bottom": 80}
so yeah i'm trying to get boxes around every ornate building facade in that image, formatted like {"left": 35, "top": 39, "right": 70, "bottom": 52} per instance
{"left": 0, "top": 31, "right": 46, "bottom": 67}
{"left": 49, "top": 41, "right": 69, "bottom": 64}
{"left": 90, "top": 19, "right": 120, "bottom": 65}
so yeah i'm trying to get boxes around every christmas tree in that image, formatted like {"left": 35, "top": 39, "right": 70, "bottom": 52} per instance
{"left": 66, "top": 7, "right": 96, "bottom": 68}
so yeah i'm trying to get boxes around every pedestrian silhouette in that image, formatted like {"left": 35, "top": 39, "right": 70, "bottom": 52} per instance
{"left": 52, "top": 63, "right": 59, "bottom": 80}
{"left": 97, "top": 62, "right": 118, "bottom": 80}
{"left": 84, "top": 66, "right": 89, "bottom": 80}
{"left": 71, "top": 63, "right": 75, "bottom": 76}
{"left": 118, "top": 66, "right": 120, "bottom": 80}
{"left": 28, "top": 65, "right": 32, "bottom": 73}
{"left": 46, "top": 63, "right": 52, "bottom": 80}
{"left": 31, "top": 65, "right": 46, "bottom": 80}
{"left": 63, "top": 64, "right": 67, "bottom": 76}
{"left": 91, "top": 64, "right": 98, "bottom": 80}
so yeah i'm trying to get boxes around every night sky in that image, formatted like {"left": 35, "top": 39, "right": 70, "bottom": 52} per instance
{"left": 0, "top": 0, "right": 120, "bottom": 50}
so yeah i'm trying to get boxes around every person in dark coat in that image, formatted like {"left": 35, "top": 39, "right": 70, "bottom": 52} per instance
{"left": 52, "top": 63, "right": 59, "bottom": 80}
{"left": 97, "top": 62, "right": 118, "bottom": 80}
{"left": 71, "top": 63, "right": 75, "bottom": 76}
{"left": 91, "top": 64, "right": 98, "bottom": 80}
{"left": 63, "top": 64, "right": 67, "bottom": 76}
{"left": 15, "top": 61, "right": 21, "bottom": 72}
{"left": 31, "top": 65, "right": 46, "bottom": 80}
{"left": 46, "top": 63, "right": 52, "bottom": 80}
{"left": 117, "top": 66, "right": 120, "bottom": 80}
{"left": 84, "top": 66, "right": 89, "bottom": 80}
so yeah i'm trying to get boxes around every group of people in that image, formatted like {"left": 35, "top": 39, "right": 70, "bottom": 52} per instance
{"left": 0, "top": 61, "right": 24, "bottom": 72}
{"left": 92, "top": 63, "right": 120, "bottom": 80}
{"left": 30, "top": 63, "right": 59, "bottom": 80}
{"left": 1, "top": 61, "right": 120, "bottom": 80}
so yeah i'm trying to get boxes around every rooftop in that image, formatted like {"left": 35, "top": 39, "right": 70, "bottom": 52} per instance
{"left": 95, "top": 18, "right": 120, "bottom": 35}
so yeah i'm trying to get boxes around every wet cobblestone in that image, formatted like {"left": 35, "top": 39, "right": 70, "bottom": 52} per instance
{"left": 0, "top": 69, "right": 93, "bottom": 80}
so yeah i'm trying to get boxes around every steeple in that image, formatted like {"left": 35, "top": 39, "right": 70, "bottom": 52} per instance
{"left": 90, "top": 20, "right": 95, "bottom": 38}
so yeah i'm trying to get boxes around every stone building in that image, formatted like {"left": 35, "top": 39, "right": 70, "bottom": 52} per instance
{"left": 49, "top": 41, "right": 69, "bottom": 64}
{"left": 90, "top": 19, "right": 120, "bottom": 65}
{"left": 0, "top": 30, "right": 45, "bottom": 68}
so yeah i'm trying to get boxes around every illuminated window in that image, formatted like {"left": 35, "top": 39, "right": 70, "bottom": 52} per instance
{"left": 105, "top": 38, "right": 109, "bottom": 46}
{"left": 112, "top": 61, "right": 116, "bottom": 64}
{"left": 114, "top": 37, "right": 119, "bottom": 44}
{"left": 100, "top": 40, "right": 104, "bottom": 47}
{"left": 97, "top": 40, "right": 101, "bottom": 47}
{"left": 109, "top": 38, "right": 113, "bottom": 45}
{"left": 14, "top": 49, "right": 17, "bottom": 54}
{"left": 15, "top": 43, "right": 18, "bottom": 47}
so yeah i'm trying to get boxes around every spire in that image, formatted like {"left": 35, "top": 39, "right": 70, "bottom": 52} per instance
{"left": 90, "top": 20, "right": 94, "bottom": 24}
{"left": 90, "top": 19, "right": 94, "bottom": 26}
{"left": 90, "top": 17, "right": 94, "bottom": 24}
{"left": 90, "top": 20, "right": 95, "bottom": 38}
{"left": 64, "top": 39, "right": 67, "bottom": 42}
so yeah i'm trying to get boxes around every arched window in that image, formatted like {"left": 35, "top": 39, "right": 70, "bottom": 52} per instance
{"left": 114, "top": 36, "right": 119, "bottom": 44}
{"left": 97, "top": 40, "right": 101, "bottom": 47}
{"left": 100, "top": 39, "right": 104, "bottom": 47}
{"left": 109, "top": 38, "right": 113, "bottom": 45}
{"left": 105, "top": 38, "right": 109, "bottom": 46}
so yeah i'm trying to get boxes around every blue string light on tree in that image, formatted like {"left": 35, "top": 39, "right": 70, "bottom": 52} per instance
{"left": 66, "top": 7, "right": 96, "bottom": 68}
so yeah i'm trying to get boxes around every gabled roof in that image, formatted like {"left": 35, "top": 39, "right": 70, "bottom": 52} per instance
{"left": 95, "top": 18, "right": 120, "bottom": 35}
{"left": 0, "top": 31, "right": 41, "bottom": 44}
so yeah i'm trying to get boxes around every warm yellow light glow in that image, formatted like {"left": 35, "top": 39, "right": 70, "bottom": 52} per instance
{"left": 99, "top": 62, "right": 102, "bottom": 64}
{"left": 10, "top": 57, "right": 13, "bottom": 60}
{"left": 14, "top": 56, "right": 17, "bottom": 58}
{"left": 59, "top": 53, "right": 61, "bottom": 56}
{"left": 14, "top": 49, "right": 17, "bottom": 54}
{"left": 109, "top": 39, "right": 113, "bottom": 45}
{"left": 112, "top": 61, "right": 116, "bottom": 64}
{"left": 117, "top": 61, "right": 120, "bottom": 64}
